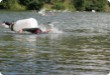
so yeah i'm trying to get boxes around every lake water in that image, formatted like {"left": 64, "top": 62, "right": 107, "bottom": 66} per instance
{"left": 0, "top": 11, "right": 110, "bottom": 75}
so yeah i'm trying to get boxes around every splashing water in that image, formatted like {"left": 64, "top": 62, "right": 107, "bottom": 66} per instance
{"left": 0, "top": 72, "right": 3, "bottom": 75}
{"left": 38, "top": 8, "right": 46, "bottom": 16}
{"left": 108, "top": 72, "right": 110, "bottom": 75}
{"left": 49, "top": 22, "right": 63, "bottom": 33}
{"left": 0, "top": 0, "right": 2, "bottom": 3}
{"left": 40, "top": 22, "right": 63, "bottom": 33}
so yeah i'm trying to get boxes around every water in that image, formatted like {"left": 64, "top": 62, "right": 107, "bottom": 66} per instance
{"left": 0, "top": 11, "right": 110, "bottom": 75}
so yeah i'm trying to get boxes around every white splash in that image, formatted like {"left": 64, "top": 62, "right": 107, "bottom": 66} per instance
{"left": 108, "top": 72, "right": 110, "bottom": 75}
{"left": 0, "top": 0, "right": 2, "bottom": 2}
{"left": 49, "top": 22, "right": 63, "bottom": 33}
{"left": 92, "top": 10, "right": 96, "bottom": 13}
{"left": 108, "top": 0, "right": 110, "bottom": 2}
{"left": 40, "top": 22, "right": 63, "bottom": 33}
{"left": 38, "top": 8, "right": 46, "bottom": 16}
{"left": 0, "top": 72, "right": 3, "bottom": 75}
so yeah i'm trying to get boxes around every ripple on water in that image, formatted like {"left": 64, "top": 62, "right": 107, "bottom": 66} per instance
{"left": 0, "top": 12, "right": 110, "bottom": 75}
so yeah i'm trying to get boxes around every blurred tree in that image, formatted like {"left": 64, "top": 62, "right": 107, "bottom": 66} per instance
{"left": 0, "top": 0, "right": 109, "bottom": 12}
{"left": 73, "top": 0, "right": 85, "bottom": 11}
{"left": 85, "top": 0, "right": 107, "bottom": 11}
{"left": 19, "top": 0, "right": 44, "bottom": 10}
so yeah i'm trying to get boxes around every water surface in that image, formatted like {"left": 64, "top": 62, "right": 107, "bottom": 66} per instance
{"left": 0, "top": 11, "right": 110, "bottom": 75}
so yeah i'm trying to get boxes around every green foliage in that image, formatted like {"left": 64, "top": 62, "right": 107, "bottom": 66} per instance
{"left": 10, "top": 0, "right": 26, "bottom": 10}
{"left": 19, "top": 0, "right": 31, "bottom": 6}
{"left": 64, "top": 0, "right": 76, "bottom": 11}
{"left": 73, "top": 0, "right": 85, "bottom": 11}
{"left": 48, "top": 0, "right": 76, "bottom": 11}
{"left": 0, "top": 0, "right": 9, "bottom": 9}
{"left": 84, "top": 0, "right": 108, "bottom": 11}
{"left": 0, "top": 0, "right": 26, "bottom": 10}
{"left": 19, "top": 0, "right": 44, "bottom": 10}
{"left": 0, "top": 0, "right": 109, "bottom": 12}
{"left": 52, "top": 2, "right": 65, "bottom": 10}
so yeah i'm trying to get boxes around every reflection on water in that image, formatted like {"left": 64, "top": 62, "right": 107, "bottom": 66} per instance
{"left": 0, "top": 11, "right": 110, "bottom": 75}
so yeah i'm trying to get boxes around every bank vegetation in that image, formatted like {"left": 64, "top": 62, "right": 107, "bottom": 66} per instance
{"left": 0, "top": 0, "right": 110, "bottom": 12}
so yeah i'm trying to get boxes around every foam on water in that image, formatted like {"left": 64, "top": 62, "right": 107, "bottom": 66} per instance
{"left": 38, "top": 8, "right": 46, "bottom": 16}
{"left": 40, "top": 21, "right": 63, "bottom": 33}
{"left": 0, "top": 0, "right": 2, "bottom": 3}
{"left": 49, "top": 24, "right": 63, "bottom": 33}
{"left": 108, "top": 72, "right": 110, "bottom": 75}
